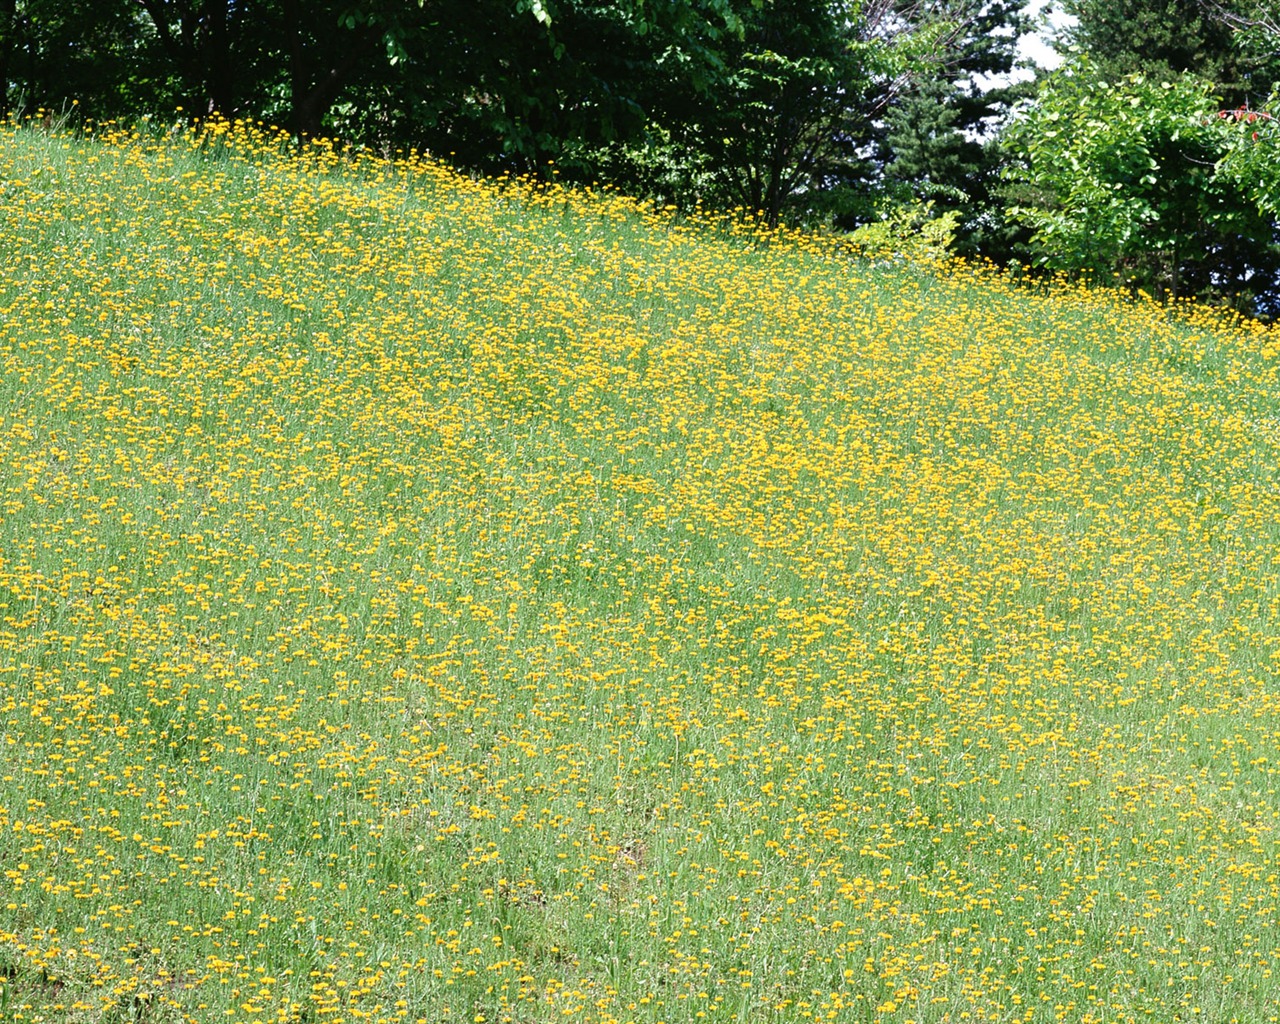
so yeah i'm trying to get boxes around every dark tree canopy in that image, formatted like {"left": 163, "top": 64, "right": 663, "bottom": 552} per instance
{"left": 1, "top": 0, "right": 1027, "bottom": 228}
{"left": 1061, "top": 0, "right": 1280, "bottom": 102}
{"left": 1063, "top": 0, "right": 1238, "bottom": 80}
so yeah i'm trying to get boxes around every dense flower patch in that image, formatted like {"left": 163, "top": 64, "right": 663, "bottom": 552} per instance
{"left": 1, "top": 121, "right": 1279, "bottom": 1023}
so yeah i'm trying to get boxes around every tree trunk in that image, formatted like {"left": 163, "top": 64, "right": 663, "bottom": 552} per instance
{"left": 137, "top": 0, "right": 201, "bottom": 111}
{"left": 137, "top": 0, "right": 238, "bottom": 117}
{"left": 764, "top": 122, "right": 793, "bottom": 229}
{"left": 203, "top": 0, "right": 233, "bottom": 115}
{"left": 282, "top": 0, "right": 376, "bottom": 139}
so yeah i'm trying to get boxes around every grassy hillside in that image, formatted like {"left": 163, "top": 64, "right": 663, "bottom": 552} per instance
{"left": 2, "top": 120, "right": 1280, "bottom": 1024}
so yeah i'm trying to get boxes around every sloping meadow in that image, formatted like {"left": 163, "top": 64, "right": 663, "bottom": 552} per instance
{"left": 2, "top": 121, "right": 1280, "bottom": 1023}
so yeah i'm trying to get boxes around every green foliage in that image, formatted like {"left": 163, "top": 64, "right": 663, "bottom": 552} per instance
{"left": 879, "top": 0, "right": 1033, "bottom": 259}
{"left": 1060, "top": 0, "right": 1280, "bottom": 104}
{"left": 846, "top": 197, "right": 961, "bottom": 259}
{"left": 1003, "top": 60, "right": 1280, "bottom": 309}
{"left": 616, "top": 0, "right": 1002, "bottom": 228}
{"left": 418, "top": 0, "right": 757, "bottom": 172}
{"left": 1217, "top": 0, "right": 1280, "bottom": 50}
{"left": 1, "top": 0, "right": 160, "bottom": 120}
{"left": 1217, "top": 94, "right": 1280, "bottom": 217}
{"left": 1062, "top": 0, "right": 1241, "bottom": 84}
{"left": 672, "top": 0, "right": 886, "bottom": 226}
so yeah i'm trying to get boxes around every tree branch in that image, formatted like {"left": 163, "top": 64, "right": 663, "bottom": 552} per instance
{"left": 1201, "top": 0, "right": 1280, "bottom": 38}
{"left": 135, "top": 0, "right": 191, "bottom": 66}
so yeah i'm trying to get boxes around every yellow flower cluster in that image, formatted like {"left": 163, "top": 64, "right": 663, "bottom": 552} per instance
{"left": 1, "top": 119, "right": 1279, "bottom": 1023}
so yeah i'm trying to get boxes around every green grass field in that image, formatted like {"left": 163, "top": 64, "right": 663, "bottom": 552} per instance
{"left": 3, "top": 119, "right": 1280, "bottom": 1024}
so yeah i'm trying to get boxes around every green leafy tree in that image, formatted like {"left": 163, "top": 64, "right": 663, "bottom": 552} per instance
{"left": 1061, "top": 0, "right": 1280, "bottom": 102}
{"left": 134, "top": 0, "right": 242, "bottom": 116}
{"left": 1204, "top": 0, "right": 1280, "bottom": 103}
{"left": 1, "top": 0, "right": 387, "bottom": 129}
{"left": 681, "top": 0, "right": 890, "bottom": 225}
{"left": 1003, "top": 60, "right": 1280, "bottom": 309}
{"left": 880, "top": 0, "right": 1033, "bottom": 257}
{"left": 411, "top": 0, "right": 749, "bottom": 173}
{"left": 1205, "top": 0, "right": 1280, "bottom": 39}
{"left": 1062, "top": 0, "right": 1239, "bottom": 82}
{"left": 1217, "top": 94, "right": 1280, "bottom": 218}
{"left": 132, "top": 0, "right": 450, "bottom": 136}
{"left": 1, "top": 0, "right": 150, "bottom": 120}
{"left": 609, "top": 0, "right": 993, "bottom": 227}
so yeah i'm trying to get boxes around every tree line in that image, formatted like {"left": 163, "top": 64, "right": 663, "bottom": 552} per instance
{"left": 3, "top": 1, "right": 1280, "bottom": 313}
